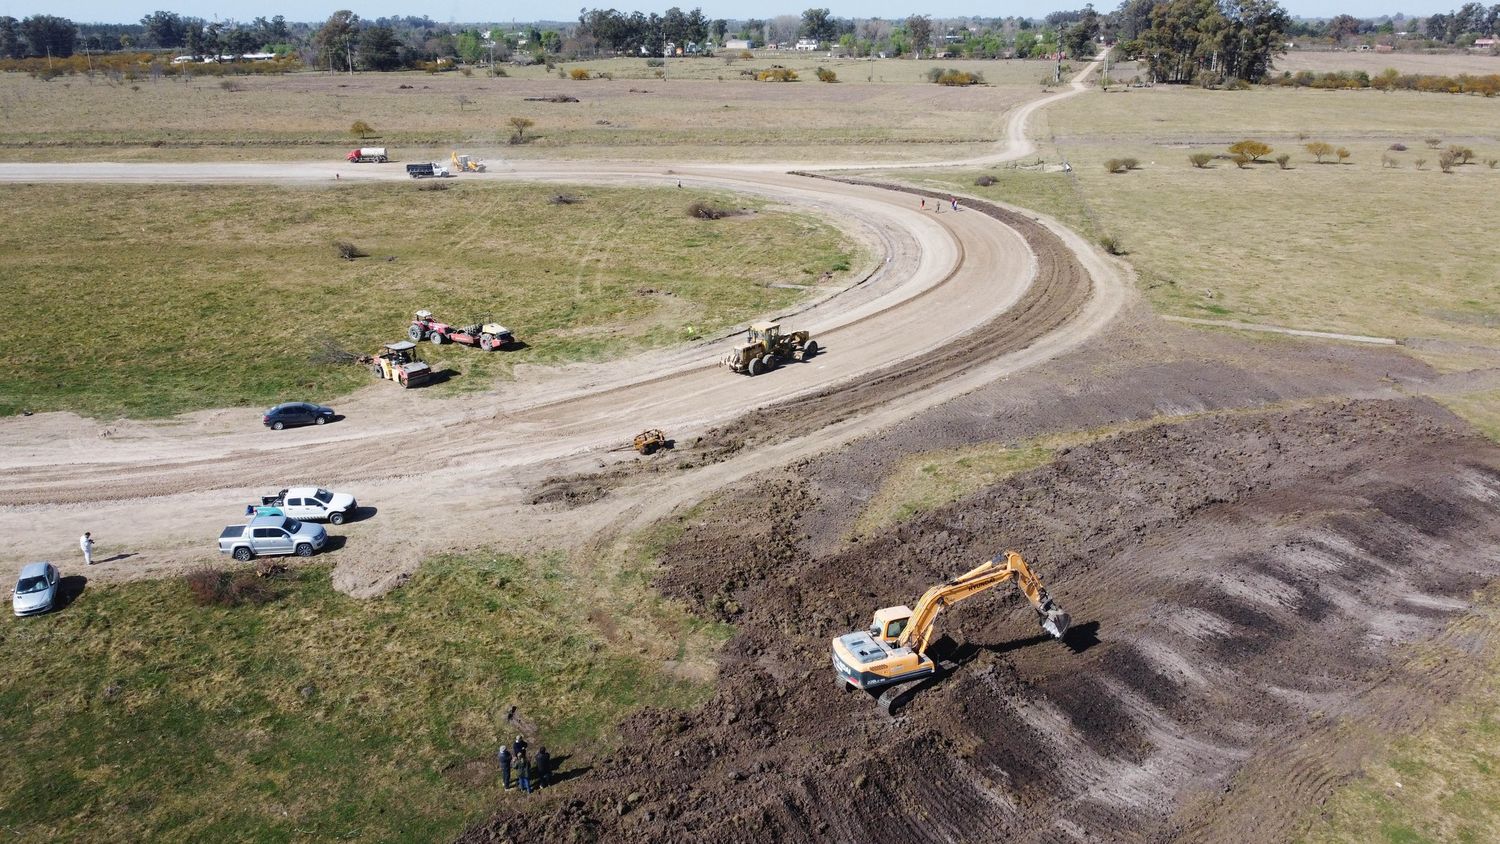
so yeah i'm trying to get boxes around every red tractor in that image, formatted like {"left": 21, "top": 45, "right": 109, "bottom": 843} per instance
{"left": 407, "top": 310, "right": 516, "bottom": 351}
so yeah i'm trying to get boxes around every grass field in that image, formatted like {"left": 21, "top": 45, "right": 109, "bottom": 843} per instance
{"left": 1275, "top": 50, "right": 1500, "bottom": 77}
{"left": 852, "top": 441, "right": 1058, "bottom": 539}
{"left": 0, "top": 182, "right": 859, "bottom": 418}
{"left": 0, "top": 547, "right": 727, "bottom": 841}
{"left": 1042, "top": 86, "right": 1500, "bottom": 345}
{"left": 0, "top": 62, "right": 1048, "bottom": 163}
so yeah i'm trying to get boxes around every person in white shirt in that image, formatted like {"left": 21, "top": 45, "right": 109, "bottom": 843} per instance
{"left": 80, "top": 531, "right": 94, "bottom": 565}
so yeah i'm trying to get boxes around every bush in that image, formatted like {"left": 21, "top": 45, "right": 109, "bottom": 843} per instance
{"left": 1231, "top": 153, "right": 1252, "bottom": 169}
{"left": 739, "top": 50, "right": 754, "bottom": 59}
{"left": 687, "top": 201, "right": 730, "bottom": 219}
{"left": 1228, "top": 139, "right": 1272, "bottom": 161}
{"left": 1275, "top": 153, "right": 1291, "bottom": 169}
{"left": 1103, "top": 159, "right": 1124, "bottom": 173}
{"left": 815, "top": 67, "right": 837, "bottom": 83}
{"left": 489, "top": 66, "right": 508, "bottom": 77}
{"left": 646, "top": 58, "right": 664, "bottom": 67}
{"left": 974, "top": 174, "right": 996, "bottom": 186}
{"left": 929, "top": 68, "right": 984, "bottom": 86}
{"left": 1447, "top": 144, "right": 1474, "bottom": 164}
{"left": 1305, "top": 141, "right": 1334, "bottom": 162}
{"left": 184, "top": 567, "right": 277, "bottom": 607}
{"left": 334, "top": 241, "right": 365, "bottom": 261}
{"left": 1415, "top": 157, "right": 1427, "bottom": 170}
{"left": 1336, "top": 147, "right": 1351, "bottom": 163}
{"left": 1425, "top": 137, "right": 1441, "bottom": 148}
{"left": 1487, "top": 159, "right": 1498, "bottom": 169}
{"left": 1381, "top": 154, "right": 1399, "bottom": 168}
{"left": 1099, "top": 234, "right": 1125, "bottom": 255}
{"left": 755, "top": 68, "right": 799, "bottom": 82}
{"left": 1439, "top": 150, "right": 1457, "bottom": 172}
{"left": 1388, "top": 142, "right": 1407, "bottom": 151}
{"left": 1120, "top": 157, "right": 1139, "bottom": 170}
{"left": 1188, "top": 152, "right": 1213, "bottom": 168}
{"left": 570, "top": 68, "right": 590, "bottom": 80}
{"left": 350, "top": 120, "right": 374, "bottom": 139}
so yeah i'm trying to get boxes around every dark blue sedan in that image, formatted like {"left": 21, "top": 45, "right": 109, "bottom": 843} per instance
{"left": 263, "top": 402, "right": 335, "bottom": 430}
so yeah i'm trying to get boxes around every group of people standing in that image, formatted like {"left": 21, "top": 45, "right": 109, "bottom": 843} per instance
{"left": 497, "top": 735, "right": 551, "bottom": 794}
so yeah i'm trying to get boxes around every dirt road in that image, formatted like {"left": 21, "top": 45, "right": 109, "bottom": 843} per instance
{"left": 0, "top": 62, "right": 1123, "bottom": 596}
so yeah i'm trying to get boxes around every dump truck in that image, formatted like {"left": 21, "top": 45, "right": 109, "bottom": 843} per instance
{"left": 406, "top": 162, "right": 450, "bottom": 178}
{"left": 832, "top": 550, "right": 1071, "bottom": 713}
{"left": 722, "top": 321, "right": 818, "bottom": 376}
{"left": 346, "top": 147, "right": 389, "bottom": 163}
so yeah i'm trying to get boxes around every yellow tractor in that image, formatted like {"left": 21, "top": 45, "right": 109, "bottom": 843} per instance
{"left": 831, "top": 550, "right": 1071, "bottom": 713}
{"left": 721, "top": 321, "right": 818, "bottom": 376}
{"left": 451, "top": 152, "right": 486, "bottom": 172}
{"left": 632, "top": 429, "right": 668, "bottom": 454}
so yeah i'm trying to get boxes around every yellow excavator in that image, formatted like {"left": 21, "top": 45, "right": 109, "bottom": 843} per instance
{"left": 831, "top": 550, "right": 1070, "bottom": 711}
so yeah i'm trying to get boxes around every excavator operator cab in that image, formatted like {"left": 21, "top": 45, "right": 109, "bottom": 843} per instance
{"left": 870, "top": 605, "right": 914, "bottom": 644}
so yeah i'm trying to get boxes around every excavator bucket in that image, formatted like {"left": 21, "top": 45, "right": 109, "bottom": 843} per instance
{"left": 1040, "top": 607, "right": 1071, "bottom": 640}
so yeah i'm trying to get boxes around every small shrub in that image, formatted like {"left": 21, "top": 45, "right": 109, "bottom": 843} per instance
{"left": 1104, "top": 158, "right": 1125, "bottom": 173}
{"left": 185, "top": 567, "right": 277, "bottom": 607}
{"left": 815, "top": 67, "right": 837, "bottom": 82}
{"left": 1487, "top": 159, "right": 1498, "bottom": 169}
{"left": 974, "top": 174, "right": 996, "bottom": 186}
{"left": 646, "top": 58, "right": 664, "bottom": 67}
{"left": 755, "top": 67, "right": 799, "bottom": 82}
{"left": 459, "top": 67, "right": 473, "bottom": 77}
{"left": 417, "top": 181, "right": 451, "bottom": 191}
{"left": 1336, "top": 147, "right": 1350, "bottom": 163}
{"left": 1099, "top": 234, "right": 1125, "bottom": 255}
{"left": 1415, "top": 157, "right": 1427, "bottom": 170}
{"left": 1439, "top": 150, "right": 1456, "bottom": 172}
{"left": 687, "top": 201, "right": 730, "bottom": 219}
{"left": 508, "top": 116, "right": 535, "bottom": 140}
{"left": 350, "top": 120, "right": 374, "bottom": 139}
{"left": 1121, "top": 157, "right": 1139, "bottom": 170}
{"left": 1305, "top": 141, "right": 1334, "bottom": 162}
{"left": 1447, "top": 144, "right": 1474, "bottom": 164}
{"left": 570, "top": 68, "right": 590, "bottom": 80}
{"left": 1388, "top": 142, "right": 1407, "bottom": 151}
{"left": 1275, "top": 153, "right": 1291, "bottom": 169}
{"left": 1228, "top": 139, "right": 1272, "bottom": 161}
{"left": 489, "top": 66, "right": 508, "bottom": 77}
{"left": 1188, "top": 152, "right": 1213, "bottom": 168}
{"left": 219, "top": 79, "right": 243, "bottom": 92}
{"left": 930, "top": 68, "right": 983, "bottom": 86}
{"left": 1425, "top": 137, "right": 1441, "bottom": 148}
{"left": 1231, "top": 153, "right": 1252, "bottom": 169}
{"left": 1381, "top": 154, "right": 1399, "bottom": 168}
{"left": 739, "top": 50, "right": 753, "bottom": 59}
{"left": 334, "top": 241, "right": 365, "bottom": 261}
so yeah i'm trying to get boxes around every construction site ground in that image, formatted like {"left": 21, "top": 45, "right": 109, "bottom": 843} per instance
{"left": 5, "top": 59, "right": 1500, "bottom": 842}
{"left": 463, "top": 312, "right": 1500, "bottom": 843}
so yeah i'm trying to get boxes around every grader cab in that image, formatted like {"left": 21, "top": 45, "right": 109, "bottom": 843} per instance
{"left": 722, "top": 321, "right": 819, "bottom": 376}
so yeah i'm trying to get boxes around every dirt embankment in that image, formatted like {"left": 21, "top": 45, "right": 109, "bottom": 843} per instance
{"left": 461, "top": 398, "right": 1500, "bottom": 843}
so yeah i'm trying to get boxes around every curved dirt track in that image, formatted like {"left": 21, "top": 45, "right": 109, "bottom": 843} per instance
{"left": 0, "top": 60, "right": 1119, "bottom": 592}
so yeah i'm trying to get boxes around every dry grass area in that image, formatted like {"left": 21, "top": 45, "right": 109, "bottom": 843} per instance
{"left": 0, "top": 182, "right": 859, "bottom": 418}
{"left": 0, "top": 63, "right": 1045, "bottom": 163}
{"left": 851, "top": 441, "right": 1057, "bottom": 538}
{"left": 1276, "top": 49, "right": 1500, "bottom": 76}
{"left": 1044, "top": 86, "right": 1500, "bottom": 345}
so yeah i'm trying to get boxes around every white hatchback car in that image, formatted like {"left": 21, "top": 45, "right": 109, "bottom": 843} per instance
{"left": 13, "top": 562, "right": 59, "bottom": 617}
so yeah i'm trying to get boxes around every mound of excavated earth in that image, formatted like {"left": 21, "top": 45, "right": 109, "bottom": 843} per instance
{"left": 461, "top": 397, "right": 1500, "bottom": 843}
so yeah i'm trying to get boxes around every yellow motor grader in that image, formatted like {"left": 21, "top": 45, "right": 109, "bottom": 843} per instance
{"left": 722, "top": 321, "right": 818, "bottom": 376}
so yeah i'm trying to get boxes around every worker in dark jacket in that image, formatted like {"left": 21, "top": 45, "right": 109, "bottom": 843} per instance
{"left": 516, "top": 751, "right": 532, "bottom": 795}
{"left": 534, "top": 747, "right": 551, "bottom": 789}
{"left": 512, "top": 734, "right": 528, "bottom": 759}
{"left": 497, "top": 745, "right": 512, "bottom": 790}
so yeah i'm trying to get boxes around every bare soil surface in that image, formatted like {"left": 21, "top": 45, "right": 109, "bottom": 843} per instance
{"left": 461, "top": 384, "right": 1500, "bottom": 843}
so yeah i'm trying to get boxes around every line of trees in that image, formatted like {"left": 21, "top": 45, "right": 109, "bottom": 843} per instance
{"left": 1112, "top": 0, "right": 1290, "bottom": 84}
{"left": 0, "top": 15, "right": 79, "bottom": 58}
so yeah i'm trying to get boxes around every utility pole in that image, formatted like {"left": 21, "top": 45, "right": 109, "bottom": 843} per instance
{"left": 346, "top": 38, "right": 353, "bottom": 75}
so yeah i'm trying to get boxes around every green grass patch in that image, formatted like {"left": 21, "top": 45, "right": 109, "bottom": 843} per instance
{"left": 852, "top": 441, "right": 1059, "bottom": 538}
{"left": 0, "top": 550, "right": 721, "bottom": 841}
{"left": 0, "top": 182, "right": 860, "bottom": 418}
{"left": 1435, "top": 389, "right": 1500, "bottom": 444}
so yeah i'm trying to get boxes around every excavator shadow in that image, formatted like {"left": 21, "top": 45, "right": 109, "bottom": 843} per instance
{"left": 872, "top": 623, "right": 1101, "bottom": 717}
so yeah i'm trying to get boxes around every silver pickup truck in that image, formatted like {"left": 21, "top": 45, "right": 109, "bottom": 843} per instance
{"left": 219, "top": 515, "right": 327, "bottom": 561}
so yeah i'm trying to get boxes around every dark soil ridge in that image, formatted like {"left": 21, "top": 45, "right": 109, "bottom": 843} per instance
{"left": 527, "top": 174, "right": 1096, "bottom": 507}
{"left": 461, "top": 399, "right": 1500, "bottom": 843}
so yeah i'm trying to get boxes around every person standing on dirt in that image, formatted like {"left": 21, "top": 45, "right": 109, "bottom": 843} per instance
{"left": 534, "top": 746, "right": 551, "bottom": 790}
{"left": 516, "top": 751, "right": 532, "bottom": 795}
{"left": 80, "top": 531, "right": 94, "bottom": 565}
{"left": 497, "top": 745, "right": 512, "bottom": 790}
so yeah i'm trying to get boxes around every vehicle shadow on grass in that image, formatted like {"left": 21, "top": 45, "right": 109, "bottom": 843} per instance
{"left": 424, "top": 368, "right": 459, "bottom": 386}
{"left": 54, "top": 575, "right": 88, "bottom": 611}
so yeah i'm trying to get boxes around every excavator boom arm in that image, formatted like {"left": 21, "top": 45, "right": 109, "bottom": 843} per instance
{"left": 898, "top": 551, "right": 1070, "bottom": 655}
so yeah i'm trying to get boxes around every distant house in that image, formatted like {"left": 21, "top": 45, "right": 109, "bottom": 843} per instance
{"left": 725, "top": 38, "right": 754, "bottom": 50}
{"left": 1375, "top": 43, "right": 1394, "bottom": 52}
{"left": 1474, "top": 37, "right": 1497, "bottom": 49}
{"left": 794, "top": 38, "right": 818, "bottom": 51}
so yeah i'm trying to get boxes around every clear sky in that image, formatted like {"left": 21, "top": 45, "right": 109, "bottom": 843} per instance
{"left": 0, "top": 1, "right": 1451, "bottom": 26}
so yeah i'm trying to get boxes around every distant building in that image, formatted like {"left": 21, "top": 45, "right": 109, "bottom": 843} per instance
{"left": 794, "top": 38, "right": 818, "bottom": 51}
{"left": 1474, "top": 37, "right": 1497, "bottom": 49}
{"left": 725, "top": 38, "right": 754, "bottom": 50}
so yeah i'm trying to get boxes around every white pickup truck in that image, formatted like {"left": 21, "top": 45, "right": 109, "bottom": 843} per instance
{"left": 256, "top": 487, "right": 358, "bottom": 525}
